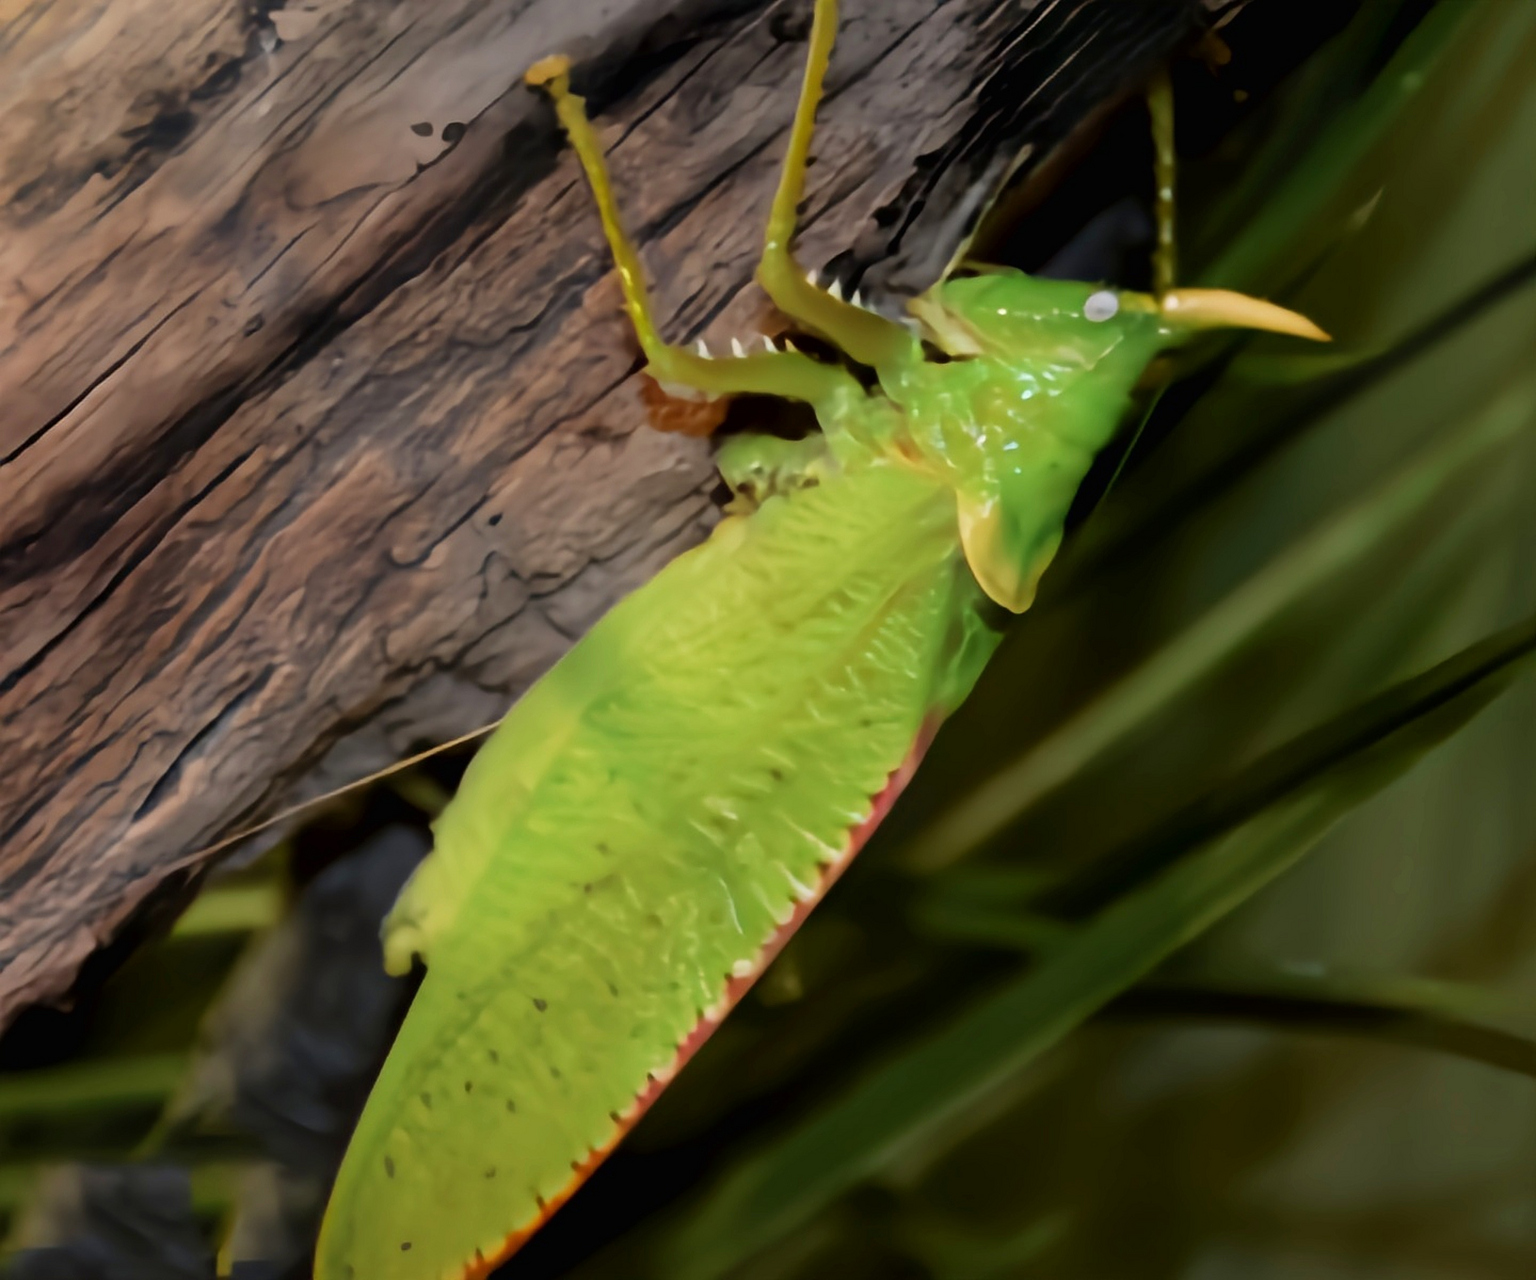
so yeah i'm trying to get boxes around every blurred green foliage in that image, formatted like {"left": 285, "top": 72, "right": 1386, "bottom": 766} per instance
{"left": 3, "top": 1, "right": 1533, "bottom": 1276}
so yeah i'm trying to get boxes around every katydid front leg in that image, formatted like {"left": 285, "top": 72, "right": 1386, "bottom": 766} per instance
{"left": 525, "top": 56, "right": 864, "bottom": 416}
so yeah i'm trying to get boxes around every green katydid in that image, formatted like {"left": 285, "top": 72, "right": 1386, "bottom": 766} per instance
{"left": 316, "top": 2, "right": 1326, "bottom": 1276}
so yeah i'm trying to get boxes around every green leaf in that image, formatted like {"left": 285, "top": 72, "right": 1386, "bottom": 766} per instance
{"left": 1106, "top": 965, "right": 1536, "bottom": 1080}
{"left": 0, "top": 1055, "right": 186, "bottom": 1122}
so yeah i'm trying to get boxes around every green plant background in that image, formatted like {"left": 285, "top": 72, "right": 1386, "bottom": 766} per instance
{"left": 3, "top": 0, "right": 1533, "bottom": 1275}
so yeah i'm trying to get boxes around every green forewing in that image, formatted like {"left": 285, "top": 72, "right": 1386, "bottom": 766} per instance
{"left": 316, "top": 460, "right": 995, "bottom": 1279}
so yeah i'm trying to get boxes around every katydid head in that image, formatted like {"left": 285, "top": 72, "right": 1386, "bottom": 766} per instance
{"left": 908, "top": 268, "right": 1327, "bottom": 365}
{"left": 909, "top": 270, "right": 1157, "bottom": 365}
{"left": 902, "top": 268, "right": 1326, "bottom": 612}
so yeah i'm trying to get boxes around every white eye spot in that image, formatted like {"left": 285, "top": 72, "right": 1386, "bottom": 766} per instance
{"left": 1084, "top": 290, "right": 1119, "bottom": 322}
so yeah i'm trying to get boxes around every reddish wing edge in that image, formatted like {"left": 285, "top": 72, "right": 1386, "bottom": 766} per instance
{"left": 459, "top": 720, "right": 940, "bottom": 1279}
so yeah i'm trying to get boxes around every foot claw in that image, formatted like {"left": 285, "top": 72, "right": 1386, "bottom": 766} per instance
{"left": 696, "top": 339, "right": 711, "bottom": 358}
{"left": 730, "top": 337, "right": 747, "bottom": 358}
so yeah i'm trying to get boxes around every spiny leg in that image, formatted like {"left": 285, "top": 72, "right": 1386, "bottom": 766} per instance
{"left": 756, "top": 0, "right": 919, "bottom": 378}
{"left": 525, "top": 56, "right": 858, "bottom": 414}
{"left": 1147, "top": 66, "right": 1177, "bottom": 298}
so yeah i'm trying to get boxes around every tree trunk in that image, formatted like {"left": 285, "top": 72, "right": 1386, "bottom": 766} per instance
{"left": 0, "top": 0, "right": 1237, "bottom": 1027}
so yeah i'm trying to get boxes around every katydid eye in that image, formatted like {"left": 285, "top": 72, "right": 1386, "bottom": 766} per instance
{"left": 1083, "top": 290, "right": 1119, "bottom": 322}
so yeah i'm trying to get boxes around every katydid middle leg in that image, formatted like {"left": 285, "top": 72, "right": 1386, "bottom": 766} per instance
{"left": 754, "top": 0, "right": 921, "bottom": 381}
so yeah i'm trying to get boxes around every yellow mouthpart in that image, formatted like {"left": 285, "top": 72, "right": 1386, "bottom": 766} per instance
{"left": 957, "top": 495, "right": 1062, "bottom": 614}
{"left": 1157, "top": 288, "right": 1331, "bottom": 341}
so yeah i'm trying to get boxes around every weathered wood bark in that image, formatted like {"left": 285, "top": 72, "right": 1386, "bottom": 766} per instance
{"left": 0, "top": 0, "right": 1237, "bottom": 1027}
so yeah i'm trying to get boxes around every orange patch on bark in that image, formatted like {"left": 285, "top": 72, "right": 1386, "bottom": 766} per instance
{"left": 639, "top": 374, "right": 730, "bottom": 437}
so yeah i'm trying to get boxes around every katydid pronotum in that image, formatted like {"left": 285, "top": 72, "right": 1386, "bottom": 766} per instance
{"left": 317, "top": 2, "right": 1326, "bottom": 1275}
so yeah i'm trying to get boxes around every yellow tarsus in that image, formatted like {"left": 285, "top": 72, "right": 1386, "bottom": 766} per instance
{"left": 524, "top": 54, "right": 571, "bottom": 88}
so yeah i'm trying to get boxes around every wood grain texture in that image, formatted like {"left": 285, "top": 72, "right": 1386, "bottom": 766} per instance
{"left": 0, "top": 0, "right": 1233, "bottom": 1027}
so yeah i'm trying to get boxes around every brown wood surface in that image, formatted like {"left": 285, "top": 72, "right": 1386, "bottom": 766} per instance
{"left": 0, "top": 0, "right": 1234, "bottom": 1028}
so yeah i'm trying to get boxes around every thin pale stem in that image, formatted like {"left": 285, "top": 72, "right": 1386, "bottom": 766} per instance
{"left": 1148, "top": 66, "right": 1178, "bottom": 297}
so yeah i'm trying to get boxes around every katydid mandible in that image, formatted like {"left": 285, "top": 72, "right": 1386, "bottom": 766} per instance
{"left": 317, "top": 3, "right": 1325, "bottom": 1275}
